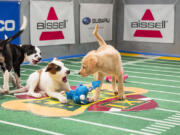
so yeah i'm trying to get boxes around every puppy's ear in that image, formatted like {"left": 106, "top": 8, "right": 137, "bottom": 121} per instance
{"left": 45, "top": 63, "right": 57, "bottom": 74}
{"left": 88, "top": 56, "right": 97, "bottom": 69}
{"left": 90, "top": 56, "right": 97, "bottom": 64}
{"left": 21, "top": 45, "right": 35, "bottom": 54}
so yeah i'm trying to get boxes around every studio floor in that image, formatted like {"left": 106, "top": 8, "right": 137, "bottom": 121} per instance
{"left": 0, "top": 52, "right": 180, "bottom": 135}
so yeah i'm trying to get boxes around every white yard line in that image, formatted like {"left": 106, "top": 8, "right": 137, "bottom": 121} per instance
{"left": 141, "top": 129, "right": 161, "bottom": 134}
{"left": 147, "top": 89, "right": 180, "bottom": 96}
{"left": 155, "top": 123, "right": 175, "bottom": 127}
{"left": 137, "top": 59, "right": 180, "bottom": 64}
{"left": 151, "top": 124, "right": 171, "bottom": 129}
{"left": 125, "top": 64, "right": 180, "bottom": 71}
{"left": 151, "top": 98, "right": 180, "bottom": 104}
{"left": 172, "top": 115, "right": 180, "bottom": 118}
{"left": 122, "top": 56, "right": 160, "bottom": 66}
{"left": 129, "top": 75, "right": 180, "bottom": 83}
{"left": 63, "top": 118, "right": 155, "bottom": 135}
{"left": 125, "top": 70, "right": 180, "bottom": 78}
{"left": 109, "top": 111, "right": 176, "bottom": 135}
{"left": 146, "top": 127, "right": 166, "bottom": 132}
{"left": 125, "top": 66, "right": 180, "bottom": 74}
{"left": 122, "top": 56, "right": 180, "bottom": 64}
{"left": 168, "top": 117, "right": 180, "bottom": 121}
{"left": 0, "top": 120, "right": 64, "bottom": 135}
{"left": 105, "top": 112, "right": 180, "bottom": 126}
{"left": 164, "top": 119, "right": 180, "bottom": 123}
{"left": 141, "top": 61, "right": 180, "bottom": 68}
{"left": 156, "top": 108, "right": 180, "bottom": 113}
{"left": 128, "top": 80, "right": 180, "bottom": 88}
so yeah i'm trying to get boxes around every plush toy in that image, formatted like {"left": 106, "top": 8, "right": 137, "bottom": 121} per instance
{"left": 105, "top": 69, "right": 128, "bottom": 82}
{"left": 65, "top": 80, "right": 100, "bottom": 104}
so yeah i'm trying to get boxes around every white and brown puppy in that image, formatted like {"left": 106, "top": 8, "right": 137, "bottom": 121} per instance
{"left": 79, "top": 24, "right": 125, "bottom": 102}
{"left": 0, "top": 16, "right": 42, "bottom": 94}
{"left": 11, "top": 58, "right": 71, "bottom": 103}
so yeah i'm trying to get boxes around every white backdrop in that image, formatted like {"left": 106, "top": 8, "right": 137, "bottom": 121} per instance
{"left": 30, "top": 1, "right": 75, "bottom": 46}
{"left": 124, "top": 4, "right": 174, "bottom": 43}
{"left": 80, "top": 3, "right": 113, "bottom": 43}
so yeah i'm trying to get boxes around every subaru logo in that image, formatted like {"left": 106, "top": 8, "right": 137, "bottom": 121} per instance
{"left": 82, "top": 17, "right": 91, "bottom": 25}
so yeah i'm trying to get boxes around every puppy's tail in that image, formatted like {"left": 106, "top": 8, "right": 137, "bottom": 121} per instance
{"left": 5, "top": 16, "right": 27, "bottom": 43}
{"left": 93, "top": 24, "right": 107, "bottom": 47}
{"left": 9, "top": 87, "right": 27, "bottom": 94}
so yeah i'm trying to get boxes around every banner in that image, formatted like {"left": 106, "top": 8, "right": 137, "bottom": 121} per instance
{"left": 80, "top": 3, "right": 113, "bottom": 43}
{"left": 124, "top": 5, "right": 174, "bottom": 43}
{"left": 30, "top": 1, "right": 75, "bottom": 46}
{"left": 0, "top": 1, "right": 20, "bottom": 44}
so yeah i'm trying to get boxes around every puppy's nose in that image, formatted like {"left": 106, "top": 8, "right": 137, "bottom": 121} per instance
{"left": 38, "top": 57, "right": 42, "bottom": 61}
{"left": 78, "top": 72, "right": 80, "bottom": 75}
{"left": 66, "top": 70, "right": 70, "bottom": 74}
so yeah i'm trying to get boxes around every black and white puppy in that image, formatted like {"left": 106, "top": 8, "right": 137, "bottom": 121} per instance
{"left": 0, "top": 16, "right": 42, "bottom": 93}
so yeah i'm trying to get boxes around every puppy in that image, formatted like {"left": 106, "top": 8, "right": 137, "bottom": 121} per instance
{"left": 79, "top": 24, "right": 125, "bottom": 102}
{"left": 11, "top": 58, "right": 71, "bottom": 103}
{"left": 0, "top": 16, "right": 42, "bottom": 93}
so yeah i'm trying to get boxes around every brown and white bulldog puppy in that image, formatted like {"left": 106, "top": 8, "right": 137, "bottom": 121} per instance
{"left": 10, "top": 58, "right": 71, "bottom": 103}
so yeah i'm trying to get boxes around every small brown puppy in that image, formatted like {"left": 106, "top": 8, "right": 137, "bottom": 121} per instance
{"left": 79, "top": 24, "right": 125, "bottom": 102}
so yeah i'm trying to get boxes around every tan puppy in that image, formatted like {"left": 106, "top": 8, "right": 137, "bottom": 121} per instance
{"left": 79, "top": 24, "right": 125, "bottom": 102}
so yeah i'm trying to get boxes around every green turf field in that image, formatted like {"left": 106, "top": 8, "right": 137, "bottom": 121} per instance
{"left": 0, "top": 53, "right": 180, "bottom": 135}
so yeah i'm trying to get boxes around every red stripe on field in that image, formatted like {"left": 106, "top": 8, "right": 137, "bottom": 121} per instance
{"left": 134, "top": 30, "right": 163, "bottom": 38}
{"left": 39, "top": 31, "right": 64, "bottom": 41}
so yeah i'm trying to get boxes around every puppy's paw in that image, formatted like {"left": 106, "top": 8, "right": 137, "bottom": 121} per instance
{"left": 17, "top": 84, "right": 23, "bottom": 89}
{"left": 3, "top": 85, "right": 9, "bottom": 93}
{"left": 59, "top": 97, "right": 68, "bottom": 104}
{"left": 88, "top": 96, "right": 98, "bottom": 103}
{"left": 118, "top": 94, "right": 126, "bottom": 100}
{"left": 1, "top": 89, "right": 9, "bottom": 94}
{"left": 113, "top": 89, "right": 118, "bottom": 96}
{"left": 88, "top": 98, "right": 95, "bottom": 103}
{"left": 114, "top": 91, "right": 118, "bottom": 96}
{"left": 0, "top": 89, "right": 9, "bottom": 94}
{"left": 28, "top": 92, "right": 42, "bottom": 98}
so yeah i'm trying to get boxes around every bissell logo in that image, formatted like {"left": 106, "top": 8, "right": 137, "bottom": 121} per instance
{"left": 131, "top": 9, "right": 168, "bottom": 38}
{"left": 37, "top": 7, "right": 67, "bottom": 41}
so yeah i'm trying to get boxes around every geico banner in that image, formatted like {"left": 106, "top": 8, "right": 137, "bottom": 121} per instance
{"left": 124, "top": 5, "right": 174, "bottom": 43}
{"left": 80, "top": 3, "right": 113, "bottom": 43}
{"left": 30, "top": 1, "right": 75, "bottom": 46}
{"left": 0, "top": 1, "right": 20, "bottom": 44}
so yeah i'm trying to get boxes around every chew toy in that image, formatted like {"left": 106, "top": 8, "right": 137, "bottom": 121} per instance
{"left": 105, "top": 69, "right": 128, "bottom": 82}
{"left": 66, "top": 80, "right": 100, "bottom": 104}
